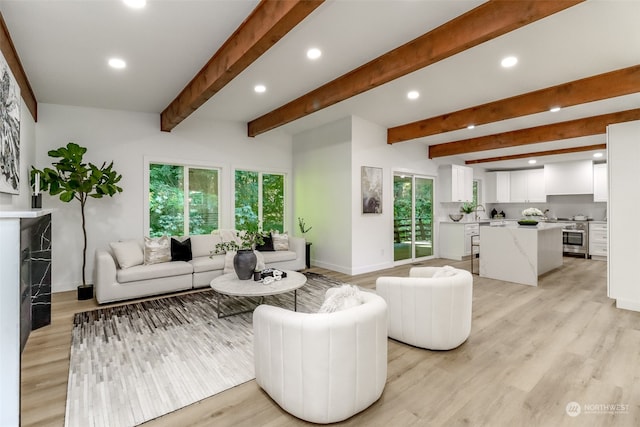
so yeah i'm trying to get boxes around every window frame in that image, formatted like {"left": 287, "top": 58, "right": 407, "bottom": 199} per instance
{"left": 233, "top": 168, "right": 287, "bottom": 233}
{"left": 144, "top": 157, "right": 222, "bottom": 237}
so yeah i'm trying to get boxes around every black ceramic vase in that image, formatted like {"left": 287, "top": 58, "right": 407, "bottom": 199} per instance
{"left": 234, "top": 249, "right": 257, "bottom": 280}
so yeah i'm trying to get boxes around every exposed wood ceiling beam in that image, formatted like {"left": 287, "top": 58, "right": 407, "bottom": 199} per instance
{"left": 160, "top": 0, "right": 324, "bottom": 132}
{"left": 429, "top": 108, "right": 640, "bottom": 158}
{"left": 389, "top": 65, "right": 640, "bottom": 144}
{"left": 247, "top": 0, "right": 583, "bottom": 137}
{"left": 0, "top": 12, "right": 37, "bottom": 121}
{"left": 464, "top": 144, "right": 607, "bottom": 165}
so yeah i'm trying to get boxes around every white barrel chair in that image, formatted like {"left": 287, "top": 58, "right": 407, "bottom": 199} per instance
{"left": 253, "top": 291, "right": 388, "bottom": 424}
{"left": 376, "top": 266, "right": 472, "bottom": 350}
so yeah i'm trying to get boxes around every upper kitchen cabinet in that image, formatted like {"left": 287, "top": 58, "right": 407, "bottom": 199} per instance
{"left": 485, "top": 171, "right": 510, "bottom": 203}
{"left": 593, "top": 163, "right": 608, "bottom": 202}
{"left": 544, "top": 160, "right": 593, "bottom": 196}
{"left": 439, "top": 164, "right": 473, "bottom": 203}
{"left": 509, "top": 169, "right": 546, "bottom": 203}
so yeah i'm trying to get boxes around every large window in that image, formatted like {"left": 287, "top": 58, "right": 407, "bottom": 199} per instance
{"left": 235, "top": 170, "right": 285, "bottom": 232}
{"left": 149, "top": 163, "right": 219, "bottom": 237}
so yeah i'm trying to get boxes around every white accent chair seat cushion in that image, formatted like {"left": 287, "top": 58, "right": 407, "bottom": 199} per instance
{"left": 376, "top": 266, "right": 472, "bottom": 350}
{"left": 253, "top": 290, "right": 388, "bottom": 424}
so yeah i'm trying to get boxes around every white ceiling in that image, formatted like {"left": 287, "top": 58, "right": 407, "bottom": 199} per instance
{"left": 1, "top": 0, "right": 639, "bottom": 170}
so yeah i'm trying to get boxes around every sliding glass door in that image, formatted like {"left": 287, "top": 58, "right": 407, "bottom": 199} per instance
{"left": 393, "top": 174, "right": 434, "bottom": 262}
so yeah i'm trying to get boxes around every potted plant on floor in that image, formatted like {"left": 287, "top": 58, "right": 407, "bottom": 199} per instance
{"left": 298, "top": 217, "right": 312, "bottom": 268}
{"left": 31, "top": 142, "right": 123, "bottom": 300}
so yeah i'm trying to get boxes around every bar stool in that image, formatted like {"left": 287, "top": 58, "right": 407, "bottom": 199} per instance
{"left": 470, "top": 234, "right": 480, "bottom": 274}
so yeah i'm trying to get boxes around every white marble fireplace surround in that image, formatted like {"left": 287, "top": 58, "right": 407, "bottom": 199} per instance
{"left": 479, "top": 222, "right": 564, "bottom": 286}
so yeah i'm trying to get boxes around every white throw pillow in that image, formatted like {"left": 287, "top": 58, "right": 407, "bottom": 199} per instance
{"left": 318, "top": 285, "right": 364, "bottom": 313}
{"left": 432, "top": 265, "right": 456, "bottom": 278}
{"left": 110, "top": 240, "right": 143, "bottom": 269}
{"left": 271, "top": 232, "right": 289, "bottom": 251}
{"left": 143, "top": 236, "right": 171, "bottom": 265}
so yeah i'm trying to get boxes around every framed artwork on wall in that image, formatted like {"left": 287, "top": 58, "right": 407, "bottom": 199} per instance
{"left": 0, "top": 49, "right": 21, "bottom": 195}
{"left": 361, "top": 166, "right": 382, "bottom": 214}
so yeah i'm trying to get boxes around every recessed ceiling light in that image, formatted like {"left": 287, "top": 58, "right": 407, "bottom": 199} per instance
{"left": 501, "top": 56, "right": 518, "bottom": 68}
{"left": 108, "top": 58, "right": 126, "bottom": 69}
{"left": 550, "top": 106, "right": 561, "bottom": 112}
{"left": 528, "top": 159, "right": 537, "bottom": 164}
{"left": 407, "top": 90, "right": 419, "bottom": 100}
{"left": 467, "top": 124, "right": 475, "bottom": 130}
{"left": 254, "top": 84, "right": 266, "bottom": 93}
{"left": 306, "top": 48, "right": 321, "bottom": 60}
{"left": 123, "top": 0, "right": 146, "bottom": 8}
{"left": 593, "top": 152, "right": 603, "bottom": 158}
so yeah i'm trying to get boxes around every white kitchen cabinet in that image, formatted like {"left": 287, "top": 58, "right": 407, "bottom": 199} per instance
{"left": 593, "top": 163, "right": 608, "bottom": 202}
{"left": 544, "top": 160, "right": 594, "bottom": 196}
{"left": 485, "top": 171, "right": 510, "bottom": 203}
{"left": 608, "top": 120, "right": 640, "bottom": 311}
{"left": 439, "top": 164, "right": 473, "bottom": 203}
{"left": 439, "top": 222, "right": 478, "bottom": 260}
{"left": 510, "top": 169, "right": 546, "bottom": 203}
{"left": 589, "top": 222, "right": 607, "bottom": 259}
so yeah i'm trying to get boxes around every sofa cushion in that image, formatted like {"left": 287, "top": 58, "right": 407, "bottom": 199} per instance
{"left": 171, "top": 237, "right": 192, "bottom": 261}
{"left": 190, "top": 255, "right": 225, "bottom": 273}
{"left": 110, "top": 240, "right": 143, "bottom": 269}
{"left": 190, "top": 234, "right": 222, "bottom": 258}
{"left": 117, "top": 261, "right": 193, "bottom": 284}
{"left": 261, "top": 250, "right": 296, "bottom": 264}
{"left": 144, "top": 236, "right": 171, "bottom": 265}
{"left": 271, "top": 232, "right": 289, "bottom": 251}
{"left": 255, "top": 234, "right": 274, "bottom": 252}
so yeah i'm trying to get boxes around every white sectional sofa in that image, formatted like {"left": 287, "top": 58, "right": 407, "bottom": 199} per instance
{"left": 94, "top": 232, "right": 306, "bottom": 304}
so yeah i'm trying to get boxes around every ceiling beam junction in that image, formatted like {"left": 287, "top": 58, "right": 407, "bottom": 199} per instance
{"left": 429, "top": 108, "right": 640, "bottom": 158}
{"left": 389, "top": 65, "right": 640, "bottom": 144}
{"left": 247, "top": 0, "right": 584, "bottom": 137}
{"left": 160, "top": 0, "right": 324, "bottom": 132}
{"left": 464, "top": 144, "right": 607, "bottom": 165}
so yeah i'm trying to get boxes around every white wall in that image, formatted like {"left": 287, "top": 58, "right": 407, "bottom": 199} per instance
{"left": 35, "top": 103, "right": 293, "bottom": 292}
{"left": 293, "top": 115, "right": 442, "bottom": 275}
{"left": 293, "top": 117, "right": 352, "bottom": 273}
{"left": 0, "top": 100, "right": 36, "bottom": 210}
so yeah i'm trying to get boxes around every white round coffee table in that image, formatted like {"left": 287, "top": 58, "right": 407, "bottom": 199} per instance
{"left": 210, "top": 270, "right": 307, "bottom": 318}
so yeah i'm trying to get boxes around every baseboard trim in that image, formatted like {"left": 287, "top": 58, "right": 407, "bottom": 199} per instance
{"left": 615, "top": 298, "right": 640, "bottom": 313}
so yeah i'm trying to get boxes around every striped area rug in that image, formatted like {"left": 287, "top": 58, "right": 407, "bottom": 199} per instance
{"left": 64, "top": 272, "right": 343, "bottom": 427}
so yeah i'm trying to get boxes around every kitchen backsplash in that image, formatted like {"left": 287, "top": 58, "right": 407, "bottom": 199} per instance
{"left": 487, "top": 195, "right": 607, "bottom": 220}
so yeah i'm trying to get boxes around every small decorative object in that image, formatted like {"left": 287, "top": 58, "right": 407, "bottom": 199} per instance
{"left": 521, "top": 207, "right": 544, "bottom": 220}
{"left": 213, "top": 228, "right": 264, "bottom": 280}
{"left": 518, "top": 219, "right": 539, "bottom": 226}
{"left": 31, "top": 171, "right": 42, "bottom": 208}
{"left": 449, "top": 213, "right": 463, "bottom": 222}
{"left": 298, "top": 217, "right": 312, "bottom": 234}
{"left": 460, "top": 202, "right": 475, "bottom": 214}
{"left": 361, "top": 166, "right": 382, "bottom": 214}
{"left": 31, "top": 142, "right": 123, "bottom": 299}
{"left": 253, "top": 270, "right": 262, "bottom": 281}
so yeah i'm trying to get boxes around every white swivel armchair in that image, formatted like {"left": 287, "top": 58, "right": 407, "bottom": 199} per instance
{"left": 253, "top": 291, "right": 388, "bottom": 424}
{"left": 376, "top": 266, "right": 472, "bottom": 350}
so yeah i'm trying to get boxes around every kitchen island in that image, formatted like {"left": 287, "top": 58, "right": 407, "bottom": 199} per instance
{"left": 479, "top": 222, "right": 565, "bottom": 286}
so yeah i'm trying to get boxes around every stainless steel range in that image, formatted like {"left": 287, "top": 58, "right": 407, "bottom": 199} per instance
{"left": 556, "top": 218, "right": 589, "bottom": 258}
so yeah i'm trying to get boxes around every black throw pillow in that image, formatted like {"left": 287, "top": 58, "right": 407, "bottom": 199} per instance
{"left": 171, "top": 237, "right": 192, "bottom": 261}
{"left": 255, "top": 234, "right": 275, "bottom": 252}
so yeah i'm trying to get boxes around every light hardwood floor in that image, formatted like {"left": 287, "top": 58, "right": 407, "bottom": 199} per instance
{"left": 21, "top": 257, "right": 640, "bottom": 426}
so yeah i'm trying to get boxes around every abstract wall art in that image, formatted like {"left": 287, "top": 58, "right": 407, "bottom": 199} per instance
{"left": 0, "top": 49, "right": 21, "bottom": 194}
{"left": 361, "top": 166, "right": 382, "bottom": 214}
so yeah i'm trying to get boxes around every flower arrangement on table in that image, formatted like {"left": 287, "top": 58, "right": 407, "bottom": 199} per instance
{"left": 521, "top": 207, "right": 545, "bottom": 217}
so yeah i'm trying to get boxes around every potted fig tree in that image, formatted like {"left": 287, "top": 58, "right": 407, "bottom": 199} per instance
{"left": 31, "top": 142, "right": 123, "bottom": 300}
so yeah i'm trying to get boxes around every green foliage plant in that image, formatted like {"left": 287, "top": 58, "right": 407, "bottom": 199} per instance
{"left": 298, "top": 217, "right": 312, "bottom": 234}
{"left": 31, "top": 142, "right": 123, "bottom": 286}
{"left": 212, "top": 227, "right": 265, "bottom": 255}
{"left": 460, "top": 202, "right": 475, "bottom": 214}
